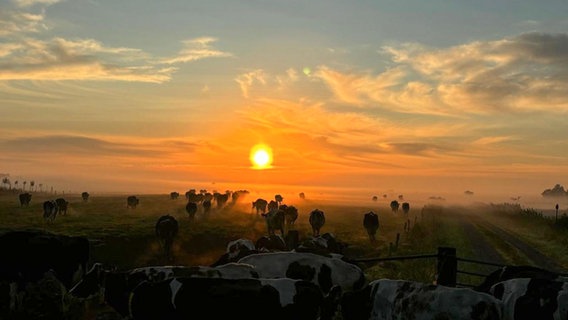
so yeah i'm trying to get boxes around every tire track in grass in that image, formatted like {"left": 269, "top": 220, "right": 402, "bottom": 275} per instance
{"left": 476, "top": 221, "right": 566, "bottom": 273}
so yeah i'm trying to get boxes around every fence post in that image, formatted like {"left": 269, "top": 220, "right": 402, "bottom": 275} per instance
{"left": 436, "top": 247, "right": 457, "bottom": 287}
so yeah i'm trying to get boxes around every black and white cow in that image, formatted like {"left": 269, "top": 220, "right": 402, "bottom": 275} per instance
{"left": 69, "top": 263, "right": 260, "bottom": 318}
{"left": 18, "top": 193, "right": 32, "bottom": 207}
{"left": 309, "top": 209, "right": 325, "bottom": 236}
{"left": 210, "top": 238, "right": 259, "bottom": 267}
{"left": 127, "top": 195, "right": 139, "bottom": 209}
{"left": 256, "top": 234, "right": 288, "bottom": 252}
{"left": 55, "top": 197, "right": 69, "bottom": 216}
{"left": 340, "top": 279, "right": 503, "bottom": 320}
{"left": 129, "top": 277, "right": 338, "bottom": 320}
{"left": 238, "top": 251, "right": 366, "bottom": 294}
{"left": 475, "top": 265, "right": 565, "bottom": 294}
{"left": 185, "top": 201, "right": 198, "bottom": 221}
{"left": 0, "top": 230, "right": 89, "bottom": 317}
{"left": 155, "top": 215, "right": 179, "bottom": 262}
{"left": 490, "top": 277, "right": 568, "bottom": 320}
{"left": 363, "top": 211, "right": 380, "bottom": 242}
{"left": 42, "top": 200, "right": 58, "bottom": 222}
{"left": 295, "top": 233, "right": 347, "bottom": 256}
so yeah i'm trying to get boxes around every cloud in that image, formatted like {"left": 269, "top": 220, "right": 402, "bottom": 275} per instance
{"left": 235, "top": 69, "right": 266, "bottom": 98}
{"left": 0, "top": 9, "right": 46, "bottom": 36}
{"left": 160, "top": 37, "right": 232, "bottom": 64}
{"left": 315, "top": 32, "right": 568, "bottom": 115}
{"left": 13, "top": 0, "right": 61, "bottom": 7}
{"left": 0, "top": 38, "right": 173, "bottom": 82}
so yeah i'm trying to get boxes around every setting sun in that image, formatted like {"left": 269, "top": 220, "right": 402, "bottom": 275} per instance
{"left": 250, "top": 144, "right": 273, "bottom": 169}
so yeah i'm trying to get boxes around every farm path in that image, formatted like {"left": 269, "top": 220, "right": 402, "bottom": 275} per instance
{"left": 472, "top": 218, "right": 566, "bottom": 273}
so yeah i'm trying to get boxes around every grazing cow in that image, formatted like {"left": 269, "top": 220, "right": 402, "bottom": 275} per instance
{"left": 262, "top": 207, "right": 285, "bottom": 236}
{"left": 170, "top": 192, "right": 179, "bottom": 200}
{"left": 129, "top": 277, "right": 337, "bottom": 320}
{"left": 214, "top": 192, "right": 230, "bottom": 208}
{"left": 340, "top": 279, "right": 502, "bottom": 320}
{"left": 282, "top": 205, "right": 299, "bottom": 230}
{"left": 268, "top": 200, "right": 279, "bottom": 212}
{"left": 238, "top": 251, "right": 366, "bottom": 294}
{"left": 155, "top": 215, "right": 179, "bottom": 262}
{"left": 402, "top": 202, "right": 410, "bottom": 214}
{"left": 0, "top": 230, "right": 89, "bottom": 317}
{"left": 363, "top": 211, "right": 380, "bottom": 242}
{"left": 490, "top": 277, "right": 568, "bottom": 320}
{"left": 42, "top": 200, "right": 58, "bottom": 222}
{"left": 127, "top": 195, "right": 139, "bottom": 209}
{"left": 309, "top": 209, "right": 325, "bottom": 236}
{"left": 185, "top": 201, "right": 198, "bottom": 220}
{"left": 81, "top": 192, "right": 89, "bottom": 202}
{"left": 211, "top": 238, "right": 259, "bottom": 267}
{"left": 475, "top": 265, "right": 564, "bottom": 294}
{"left": 55, "top": 197, "right": 69, "bottom": 216}
{"left": 18, "top": 193, "right": 32, "bottom": 207}
{"left": 69, "top": 263, "right": 260, "bottom": 318}
{"left": 252, "top": 198, "right": 268, "bottom": 215}
{"left": 202, "top": 199, "right": 212, "bottom": 215}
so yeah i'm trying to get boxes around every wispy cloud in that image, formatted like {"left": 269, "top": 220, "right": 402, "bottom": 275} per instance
{"left": 160, "top": 37, "right": 232, "bottom": 64}
{"left": 13, "top": 0, "right": 61, "bottom": 7}
{"left": 0, "top": 9, "right": 47, "bottom": 36}
{"left": 314, "top": 32, "right": 568, "bottom": 115}
{"left": 0, "top": 38, "right": 172, "bottom": 82}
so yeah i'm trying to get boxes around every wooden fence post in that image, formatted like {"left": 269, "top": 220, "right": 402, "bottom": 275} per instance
{"left": 436, "top": 247, "right": 457, "bottom": 287}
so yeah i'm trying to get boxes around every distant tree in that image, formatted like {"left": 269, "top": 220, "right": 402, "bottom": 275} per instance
{"left": 30, "top": 181, "right": 35, "bottom": 192}
{"left": 542, "top": 184, "right": 568, "bottom": 197}
{"left": 464, "top": 190, "right": 474, "bottom": 196}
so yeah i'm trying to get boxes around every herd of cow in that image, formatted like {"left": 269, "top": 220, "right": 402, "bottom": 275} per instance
{"left": 4, "top": 192, "right": 568, "bottom": 319}
{"left": 1, "top": 226, "right": 568, "bottom": 319}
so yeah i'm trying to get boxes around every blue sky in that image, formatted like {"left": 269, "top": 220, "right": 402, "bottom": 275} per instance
{"left": 1, "top": 0, "right": 568, "bottom": 203}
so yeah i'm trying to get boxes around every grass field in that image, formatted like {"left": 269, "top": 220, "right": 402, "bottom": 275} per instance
{"left": 2, "top": 189, "right": 567, "bottom": 287}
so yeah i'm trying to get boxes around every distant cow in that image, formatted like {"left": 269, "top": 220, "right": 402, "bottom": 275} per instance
{"left": 309, "top": 209, "right": 325, "bottom": 236}
{"left": 43, "top": 200, "right": 58, "bottom": 222}
{"left": 81, "top": 192, "right": 89, "bottom": 202}
{"left": 202, "top": 199, "right": 212, "bottom": 215}
{"left": 155, "top": 215, "right": 179, "bottom": 262}
{"left": 402, "top": 202, "right": 410, "bottom": 214}
{"left": 69, "top": 263, "right": 260, "bottom": 318}
{"left": 268, "top": 200, "right": 279, "bottom": 212}
{"left": 282, "top": 205, "right": 299, "bottom": 230}
{"left": 185, "top": 201, "right": 198, "bottom": 220}
{"left": 0, "top": 230, "right": 89, "bottom": 317}
{"left": 19, "top": 193, "right": 32, "bottom": 207}
{"left": 490, "top": 277, "right": 568, "bottom": 320}
{"left": 340, "top": 279, "right": 502, "bottom": 320}
{"left": 252, "top": 198, "right": 268, "bottom": 215}
{"left": 238, "top": 251, "right": 366, "bottom": 294}
{"left": 170, "top": 192, "right": 179, "bottom": 200}
{"left": 129, "top": 277, "right": 337, "bottom": 320}
{"left": 363, "top": 211, "right": 379, "bottom": 242}
{"left": 261, "top": 207, "right": 285, "bottom": 236}
{"left": 55, "top": 197, "right": 69, "bottom": 216}
{"left": 127, "top": 195, "right": 139, "bottom": 209}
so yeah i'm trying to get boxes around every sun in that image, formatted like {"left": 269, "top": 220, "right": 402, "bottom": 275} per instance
{"left": 250, "top": 144, "right": 273, "bottom": 169}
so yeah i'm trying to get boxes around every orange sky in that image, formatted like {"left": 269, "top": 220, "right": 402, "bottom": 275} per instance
{"left": 1, "top": 1, "right": 568, "bottom": 206}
